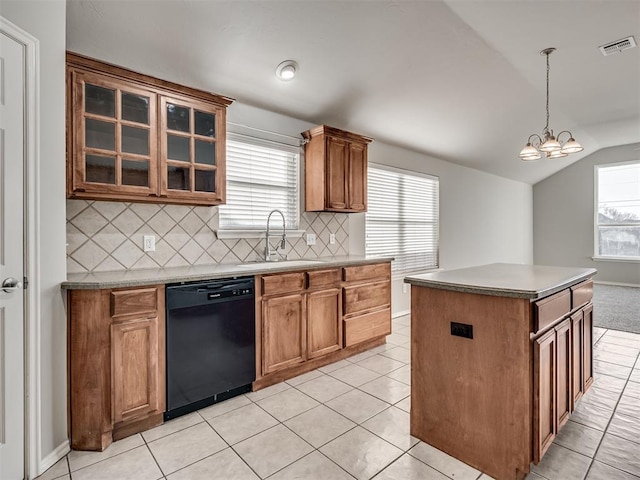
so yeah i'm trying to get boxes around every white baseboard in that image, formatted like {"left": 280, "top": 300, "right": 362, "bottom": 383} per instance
{"left": 594, "top": 280, "right": 640, "bottom": 288}
{"left": 392, "top": 309, "right": 410, "bottom": 318}
{"left": 36, "top": 439, "right": 70, "bottom": 478}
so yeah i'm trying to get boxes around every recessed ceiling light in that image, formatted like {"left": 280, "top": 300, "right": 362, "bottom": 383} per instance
{"left": 275, "top": 60, "right": 298, "bottom": 81}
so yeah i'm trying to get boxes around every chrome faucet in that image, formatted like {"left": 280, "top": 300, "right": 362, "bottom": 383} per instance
{"left": 265, "top": 209, "right": 287, "bottom": 261}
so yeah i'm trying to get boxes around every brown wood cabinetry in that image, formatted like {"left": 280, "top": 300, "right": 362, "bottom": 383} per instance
{"left": 302, "top": 125, "right": 373, "bottom": 212}
{"left": 411, "top": 274, "right": 595, "bottom": 480}
{"left": 68, "top": 285, "right": 165, "bottom": 451}
{"left": 255, "top": 262, "right": 391, "bottom": 389}
{"left": 67, "top": 52, "right": 232, "bottom": 205}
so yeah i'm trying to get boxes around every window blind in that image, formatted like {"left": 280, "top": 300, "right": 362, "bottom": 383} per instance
{"left": 219, "top": 133, "right": 300, "bottom": 230}
{"left": 366, "top": 164, "right": 439, "bottom": 276}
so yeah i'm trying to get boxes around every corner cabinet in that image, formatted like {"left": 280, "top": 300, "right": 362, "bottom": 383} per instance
{"left": 302, "top": 125, "right": 373, "bottom": 212}
{"left": 66, "top": 52, "right": 232, "bottom": 206}
{"left": 68, "top": 285, "right": 165, "bottom": 451}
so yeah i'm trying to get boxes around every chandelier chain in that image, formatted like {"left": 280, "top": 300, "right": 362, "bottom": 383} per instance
{"left": 545, "top": 51, "right": 550, "bottom": 133}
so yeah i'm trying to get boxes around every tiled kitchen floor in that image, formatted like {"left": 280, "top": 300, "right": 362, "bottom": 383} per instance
{"left": 37, "top": 316, "right": 640, "bottom": 480}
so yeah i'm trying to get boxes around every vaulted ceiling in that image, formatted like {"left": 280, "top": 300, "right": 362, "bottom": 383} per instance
{"left": 66, "top": 0, "right": 640, "bottom": 184}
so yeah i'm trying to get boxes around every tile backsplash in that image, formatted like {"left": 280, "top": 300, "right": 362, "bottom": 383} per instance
{"left": 66, "top": 200, "right": 350, "bottom": 273}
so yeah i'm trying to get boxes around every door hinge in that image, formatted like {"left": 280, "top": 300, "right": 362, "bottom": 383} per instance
{"left": 23, "top": 276, "right": 29, "bottom": 290}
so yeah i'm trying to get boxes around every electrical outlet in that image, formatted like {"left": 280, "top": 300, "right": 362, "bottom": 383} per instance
{"left": 329, "top": 233, "right": 336, "bottom": 245}
{"left": 306, "top": 233, "right": 316, "bottom": 246}
{"left": 143, "top": 235, "right": 156, "bottom": 252}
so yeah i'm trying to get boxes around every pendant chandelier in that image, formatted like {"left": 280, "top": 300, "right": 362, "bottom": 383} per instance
{"left": 519, "top": 48, "right": 583, "bottom": 161}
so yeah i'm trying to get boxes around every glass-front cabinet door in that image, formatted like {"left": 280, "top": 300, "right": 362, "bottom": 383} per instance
{"left": 160, "top": 96, "right": 225, "bottom": 204}
{"left": 70, "top": 71, "right": 157, "bottom": 198}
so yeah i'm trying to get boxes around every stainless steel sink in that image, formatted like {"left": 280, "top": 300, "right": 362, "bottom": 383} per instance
{"left": 236, "top": 260, "right": 325, "bottom": 268}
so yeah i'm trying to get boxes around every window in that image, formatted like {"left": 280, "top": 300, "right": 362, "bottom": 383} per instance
{"left": 595, "top": 161, "right": 640, "bottom": 260}
{"left": 366, "top": 164, "right": 439, "bottom": 276}
{"left": 219, "top": 133, "right": 300, "bottom": 230}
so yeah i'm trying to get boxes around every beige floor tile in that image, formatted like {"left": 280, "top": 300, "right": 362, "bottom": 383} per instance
{"left": 386, "top": 364, "right": 411, "bottom": 385}
{"left": 268, "top": 451, "right": 353, "bottom": 480}
{"left": 284, "top": 405, "right": 356, "bottom": 448}
{"left": 593, "top": 342, "right": 640, "bottom": 358}
{"left": 376, "top": 453, "right": 448, "bottom": 480}
{"left": 593, "top": 373, "right": 628, "bottom": 393}
{"left": 147, "top": 422, "right": 227, "bottom": 475}
{"left": 346, "top": 349, "right": 381, "bottom": 364}
{"left": 606, "top": 330, "right": 640, "bottom": 341}
{"left": 531, "top": 443, "right": 591, "bottom": 480}
{"left": 245, "top": 382, "right": 291, "bottom": 402}
{"left": 616, "top": 394, "right": 640, "bottom": 419}
{"left": 166, "top": 447, "right": 259, "bottom": 480}
{"left": 285, "top": 369, "right": 325, "bottom": 386}
{"left": 595, "top": 434, "right": 640, "bottom": 477}
{"left": 393, "top": 325, "right": 411, "bottom": 337}
{"left": 379, "top": 346, "right": 411, "bottom": 363}
{"left": 385, "top": 333, "right": 411, "bottom": 346}
{"left": 408, "top": 442, "right": 481, "bottom": 480}
{"left": 594, "top": 360, "right": 633, "bottom": 380}
{"left": 571, "top": 400, "right": 614, "bottom": 431}
{"left": 206, "top": 402, "right": 278, "bottom": 445}
{"left": 524, "top": 473, "right": 546, "bottom": 479}
{"left": 580, "top": 384, "right": 623, "bottom": 411}
{"left": 142, "top": 412, "right": 203, "bottom": 443}
{"left": 629, "top": 369, "right": 640, "bottom": 383}
{"left": 325, "top": 389, "right": 390, "bottom": 424}
{"left": 599, "top": 336, "right": 640, "bottom": 350}
{"left": 624, "top": 380, "right": 640, "bottom": 399}
{"left": 72, "top": 446, "right": 162, "bottom": 480}
{"left": 359, "top": 376, "right": 411, "bottom": 404}
{"left": 395, "top": 395, "right": 411, "bottom": 413}
{"left": 198, "top": 394, "right": 251, "bottom": 421}
{"left": 68, "top": 433, "right": 144, "bottom": 472}
{"left": 295, "top": 374, "right": 353, "bottom": 403}
{"left": 553, "top": 420, "right": 604, "bottom": 457}
{"left": 607, "top": 412, "right": 640, "bottom": 445}
{"left": 587, "top": 460, "right": 640, "bottom": 480}
{"left": 318, "top": 359, "right": 353, "bottom": 373}
{"left": 256, "top": 388, "right": 320, "bottom": 422}
{"left": 392, "top": 315, "right": 411, "bottom": 327}
{"left": 320, "top": 427, "right": 403, "bottom": 480}
{"left": 327, "top": 363, "right": 381, "bottom": 387}
{"left": 362, "top": 406, "right": 419, "bottom": 451}
{"left": 34, "top": 457, "right": 68, "bottom": 480}
{"left": 355, "top": 354, "right": 405, "bottom": 375}
{"left": 233, "top": 424, "right": 313, "bottom": 478}
{"left": 594, "top": 350, "right": 638, "bottom": 368}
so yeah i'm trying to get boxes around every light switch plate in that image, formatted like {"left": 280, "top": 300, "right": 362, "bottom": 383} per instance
{"left": 143, "top": 235, "right": 156, "bottom": 252}
{"left": 306, "top": 233, "right": 316, "bottom": 246}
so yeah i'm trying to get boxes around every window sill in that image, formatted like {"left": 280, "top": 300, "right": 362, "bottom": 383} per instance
{"left": 216, "top": 229, "right": 306, "bottom": 240}
{"left": 591, "top": 256, "right": 640, "bottom": 264}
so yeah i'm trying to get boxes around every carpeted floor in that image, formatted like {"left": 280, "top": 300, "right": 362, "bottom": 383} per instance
{"left": 593, "top": 283, "right": 640, "bottom": 334}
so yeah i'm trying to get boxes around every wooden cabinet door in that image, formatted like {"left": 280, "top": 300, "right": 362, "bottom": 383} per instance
{"left": 326, "top": 136, "right": 348, "bottom": 210}
{"left": 262, "top": 294, "right": 306, "bottom": 375}
{"left": 159, "top": 95, "right": 226, "bottom": 205}
{"left": 347, "top": 142, "right": 367, "bottom": 211}
{"left": 571, "top": 310, "right": 584, "bottom": 409}
{"left": 307, "top": 288, "right": 342, "bottom": 359}
{"left": 111, "top": 316, "right": 162, "bottom": 424}
{"left": 534, "top": 329, "right": 556, "bottom": 464}
{"left": 583, "top": 303, "right": 594, "bottom": 392}
{"left": 555, "top": 318, "right": 572, "bottom": 429}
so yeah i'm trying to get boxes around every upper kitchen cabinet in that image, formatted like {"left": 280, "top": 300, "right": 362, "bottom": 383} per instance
{"left": 302, "top": 125, "right": 373, "bottom": 213}
{"left": 66, "top": 52, "right": 232, "bottom": 206}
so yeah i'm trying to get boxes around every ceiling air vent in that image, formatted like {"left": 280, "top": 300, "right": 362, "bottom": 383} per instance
{"left": 599, "top": 36, "right": 637, "bottom": 56}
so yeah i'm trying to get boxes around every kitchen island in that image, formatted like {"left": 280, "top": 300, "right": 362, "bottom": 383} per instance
{"left": 404, "top": 263, "right": 597, "bottom": 480}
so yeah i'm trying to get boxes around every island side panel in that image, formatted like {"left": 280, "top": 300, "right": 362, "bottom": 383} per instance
{"left": 410, "top": 285, "right": 533, "bottom": 480}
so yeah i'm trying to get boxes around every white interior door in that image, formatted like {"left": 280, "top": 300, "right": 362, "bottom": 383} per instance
{"left": 0, "top": 28, "right": 26, "bottom": 480}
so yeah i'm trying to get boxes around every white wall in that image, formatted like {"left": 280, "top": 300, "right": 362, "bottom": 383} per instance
{"left": 1, "top": 1, "right": 68, "bottom": 475}
{"left": 534, "top": 143, "right": 640, "bottom": 286}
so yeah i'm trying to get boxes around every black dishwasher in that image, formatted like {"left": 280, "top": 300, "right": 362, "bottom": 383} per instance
{"left": 165, "top": 277, "right": 255, "bottom": 420}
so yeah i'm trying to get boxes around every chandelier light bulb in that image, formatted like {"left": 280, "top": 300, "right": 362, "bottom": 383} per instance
{"left": 547, "top": 150, "right": 568, "bottom": 159}
{"left": 560, "top": 138, "right": 584, "bottom": 154}
{"left": 539, "top": 136, "right": 561, "bottom": 152}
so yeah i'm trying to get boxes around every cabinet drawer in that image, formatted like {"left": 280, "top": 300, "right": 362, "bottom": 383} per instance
{"left": 534, "top": 289, "right": 571, "bottom": 333}
{"left": 343, "top": 280, "right": 390, "bottom": 316}
{"left": 571, "top": 280, "right": 593, "bottom": 309}
{"left": 111, "top": 287, "right": 158, "bottom": 318}
{"left": 262, "top": 272, "right": 305, "bottom": 295}
{"left": 307, "top": 269, "right": 341, "bottom": 289}
{"left": 342, "top": 262, "right": 390, "bottom": 282}
{"left": 343, "top": 308, "right": 391, "bottom": 347}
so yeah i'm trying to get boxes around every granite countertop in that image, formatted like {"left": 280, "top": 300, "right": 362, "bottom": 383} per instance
{"left": 404, "top": 263, "right": 597, "bottom": 300}
{"left": 63, "top": 255, "right": 393, "bottom": 289}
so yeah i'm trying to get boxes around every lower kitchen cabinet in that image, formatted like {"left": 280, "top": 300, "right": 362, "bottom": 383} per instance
{"left": 262, "top": 293, "right": 306, "bottom": 374}
{"left": 533, "top": 329, "right": 556, "bottom": 463}
{"left": 68, "top": 285, "right": 165, "bottom": 451}
{"left": 307, "top": 288, "right": 342, "bottom": 359}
